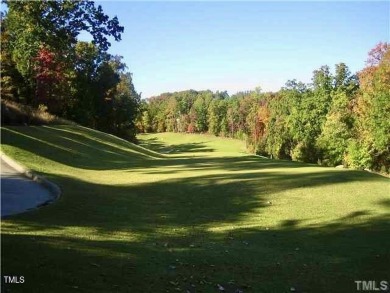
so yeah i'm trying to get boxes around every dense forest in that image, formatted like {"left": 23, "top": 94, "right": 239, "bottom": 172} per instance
{"left": 1, "top": 1, "right": 388, "bottom": 173}
{"left": 1, "top": 1, "right": 141, "bottom": 140}
{"left": 139, "top": 43, "right": 389, "bottom": 173}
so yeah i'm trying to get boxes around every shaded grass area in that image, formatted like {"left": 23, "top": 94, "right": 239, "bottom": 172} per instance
{"left": 1, "top": 126, "right": 389, "bottom": 292}
{"left": 138, "top": 132, "right": 247, "bottom": 157}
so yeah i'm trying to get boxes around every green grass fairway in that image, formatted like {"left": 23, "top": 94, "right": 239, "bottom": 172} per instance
{"left": 1, "top": 126, "right": 389, "bottom": 292}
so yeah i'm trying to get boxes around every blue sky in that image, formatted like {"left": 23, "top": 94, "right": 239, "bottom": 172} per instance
{"left": 74, "top": 2, "right": 389, "bottom": 97}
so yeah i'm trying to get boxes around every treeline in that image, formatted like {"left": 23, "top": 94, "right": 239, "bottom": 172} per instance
{"left": 1, "top": 1, "right": 140, "bottom": 140}
{"left": 139, "top": 43, "right": 389, "bottom": 173}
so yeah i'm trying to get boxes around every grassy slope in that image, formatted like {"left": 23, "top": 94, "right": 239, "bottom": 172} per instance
{"left": 1, "top": 125, "right": 389, "bottom": 293}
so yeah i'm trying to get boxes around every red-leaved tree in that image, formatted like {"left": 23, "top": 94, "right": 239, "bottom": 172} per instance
{"left": 33, "top": 46, "right": 66, "bottom": 114}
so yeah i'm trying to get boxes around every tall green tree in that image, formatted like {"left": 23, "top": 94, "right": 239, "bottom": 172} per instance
{"left": 3, "top": 0, "right": 123, "bottom": 107}
{"left": 316, "top": 91, "right": 355, "bottom": 166}
{"left": 112, "top": 72, "right": 141, "bottom": 140}
{"left": 316, "top": 63, "right": 358, "bottom": 166}
{"left": 208, "top": 98, "right": 227, "bottom": 136}
{"left": 348, "top": 43, "right": 390, "bottom": 172}
{"left": 193, "top": 92, "right": 212, "bottom": 132}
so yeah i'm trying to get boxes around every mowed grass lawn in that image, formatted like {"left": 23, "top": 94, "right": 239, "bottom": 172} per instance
{"left": 1, "top": 125, "right": 389, "bottom": 293}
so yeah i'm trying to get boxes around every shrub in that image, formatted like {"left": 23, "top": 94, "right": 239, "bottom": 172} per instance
{"left": 344, "top": 140, "right": 372, "bottom": 170}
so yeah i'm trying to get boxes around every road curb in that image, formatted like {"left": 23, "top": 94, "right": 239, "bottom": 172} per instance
{"left": 1, "top": 151, "right": 61, "bottom": 211}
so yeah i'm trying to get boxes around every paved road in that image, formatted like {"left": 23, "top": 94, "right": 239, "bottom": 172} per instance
{"left": 1, "top": 158, "right": 53, "bottom": 217}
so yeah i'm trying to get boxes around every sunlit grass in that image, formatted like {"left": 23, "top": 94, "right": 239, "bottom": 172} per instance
{"left": 1, "top": 126, "right": 389, "bottom": 292}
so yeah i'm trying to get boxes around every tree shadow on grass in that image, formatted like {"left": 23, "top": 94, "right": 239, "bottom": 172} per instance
{"left": 1, "top": 126, "right": 390, "bottom": 292}
{"left": 2, "top": 170, "right": 390, "bottom": 292}
{"left": 1, "top": 126, "right": 165, "bottom": 170}
{"left": 140, "top": 137, "right": 215, "bottom": 155}
{"left": 0, "top": 126, "right": 387, "bottom": 186}
{"left": 2, "top": 199, "right": 389, "bottom": 292}
{"left": 2, "top": 126, "right": 389, "bottom": 189}
{"left": 2, "top": 166, "right": 387, "bottom": 234}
